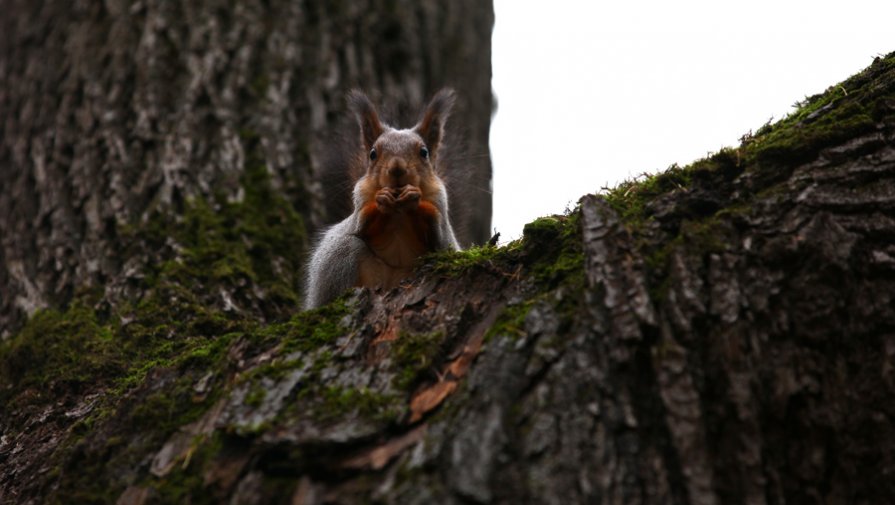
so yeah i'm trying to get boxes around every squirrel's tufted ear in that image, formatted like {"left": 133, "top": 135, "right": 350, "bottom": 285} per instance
{"left": 347, "top": 90, "right": 384, "bottom": 153}
{"left": 415, "top": 88, "right": 456, "bottom": 158}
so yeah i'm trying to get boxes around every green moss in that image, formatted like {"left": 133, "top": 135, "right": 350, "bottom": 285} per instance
{"left": 597, "top": 52, "right": 895, "bottom": 306}
{"left": 746, "top": 55, "right": 895, "bottom": 166}
{"left": 602, "top": 164, "right": 692, "bottom": 224}
{"left": 244, "top": 382, "right": 268, "bottom": 407}
{"left": 603, "top": 52, "right": 895, "bottom": 229}
{"left": 523, "top": 213, "right": 585, "bottom": 290}
{"left": 0, "top": 99, "right": 327, "bottom": 504}
{"left": 0, "top": 288, "right": 245, "bottom": 501}
{"left": 261, "top": 364, "right": 403, "bottom": 429}
{"left": 392, "top": 330, "right": 444, "bottom": 390}
{"left": 273, "top": 295, "right": 353, "bottom": 353}
{"left": 309, "top": 349, "right": 335, "bottom": 375}
{"left": 426, "top": 213, "right": 584, "bottom": 297}
{"left": 317, "top": 385, "right": 398, "bottom": 423}
{"left": 426, "top": 241, "right": 521, "bottom": 275}
{"left": 484, "top": 300, "right": 534, "bottom": 342}
{"left": 0, "top": 300, "right": 124, "bottom": 406}
{"left": 0, "top": 131, "right": 316, "bottom": 499}
{"left": 602, "top": 148, "right": 742, "bottom": 230}
{"left": 422, "top": 214, "right": 585, "bottom": 354}
{"left": 127, "top": 139, "right": 307, "bottom": 320}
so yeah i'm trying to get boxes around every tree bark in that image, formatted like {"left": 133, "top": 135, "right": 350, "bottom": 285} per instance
{"left": 0, "top": 0, "right": 495, "bottom": 338}
{"left": 3, "top": 3, "right": 895, "bottom": 505}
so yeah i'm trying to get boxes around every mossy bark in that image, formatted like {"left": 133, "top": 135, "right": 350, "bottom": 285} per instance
{"left": 3, "top": 5, "right": 895, "bottom": 505}
{"left": 0, "top": 0, "right": 495, "bottom": 338}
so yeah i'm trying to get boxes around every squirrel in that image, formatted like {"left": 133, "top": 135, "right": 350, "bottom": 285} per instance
{"left": 304, "top": 89, "right": 461, "bottom": 309}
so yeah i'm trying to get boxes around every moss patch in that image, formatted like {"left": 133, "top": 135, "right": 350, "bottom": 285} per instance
{"left": 137, "top": 166, "right": 307, "bottom": 318}
{"left": 426, "top": 240, "right": 522, "bottom": 276}
{"left": 277, "top": 296, "right": 353, "bottom": 353}
{"left": 746, "top": 55, "right": 895, "bottom": 166}
{"left": 0, "top": 300, "right": 123, "bottom": 405}
{"left": 603, "top": 52, "right": 895, "bottom": 229}
{"left": 0, "top": 132, "right": 320, "bottom": 502}
{"left": 392, "top": 330, "right": 445, "bottom": 390}
{"left": 317, "top": 385, "right": 399, "bottom": 423}
{"left": 484, "top": 299, "right": 534, "bottom": 342}
{"left": 597, "top": 52, "right": 895, "bottom": 304}
{"left": 603, "top": 163, "right": 694, "bottom": 225}
{"left": 523, "top": 213, "right": 585, "bottom": 290}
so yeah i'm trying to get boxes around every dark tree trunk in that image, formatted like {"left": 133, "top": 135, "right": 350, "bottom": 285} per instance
{"left": 0, "top": 0, "right": 495, "bottom": 339}
{"left": 3, "top": 3, "right": 895, "bottom": 505}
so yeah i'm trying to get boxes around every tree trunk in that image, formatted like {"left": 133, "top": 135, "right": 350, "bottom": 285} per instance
{"left": 3, "top": 3, "right": 895, "bottom": 505}
{"left": 0, "top": 0, "right": 495, "bottom": 339}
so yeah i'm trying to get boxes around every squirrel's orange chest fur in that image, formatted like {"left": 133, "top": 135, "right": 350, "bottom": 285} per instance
{"left": 357, "top": 200, "right": 438, "bottom": 289}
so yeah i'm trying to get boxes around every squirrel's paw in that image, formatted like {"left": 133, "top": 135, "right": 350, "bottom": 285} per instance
{"left": 376, "top": 188, "right": 397, "bottom": 213}
{"left": 396, "top": 185, "right": 421, "bottom": 210}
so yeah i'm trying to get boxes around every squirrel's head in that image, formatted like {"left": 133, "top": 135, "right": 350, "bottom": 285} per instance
{"left": 348, "top": 89, "right": 455, "bottom": 190}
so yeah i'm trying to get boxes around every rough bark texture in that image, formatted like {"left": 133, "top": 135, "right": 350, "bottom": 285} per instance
{"left": 0, "top": 0, "right": 495, "bottom": 339}
{"left": 3, "top": 4, "right": 895, "bottom": 505}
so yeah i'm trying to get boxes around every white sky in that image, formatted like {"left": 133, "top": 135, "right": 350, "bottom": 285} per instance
{"left": 490, "top": 0, "right": 894, "bottom": 241}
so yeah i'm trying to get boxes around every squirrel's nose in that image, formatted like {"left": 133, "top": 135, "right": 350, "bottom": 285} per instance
{"left": 388, "top": 164, "right": 407, "bottom": 179}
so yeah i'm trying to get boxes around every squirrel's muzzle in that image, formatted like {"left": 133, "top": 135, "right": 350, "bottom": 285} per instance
{"left": 388, "top": 164, "right": 407, "bottom": 179}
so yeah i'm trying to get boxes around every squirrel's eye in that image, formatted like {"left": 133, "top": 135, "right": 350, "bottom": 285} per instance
{"left": 420, "top": 146, "right": 429, "bottom": 159}
{"left": 369, "top": 148, "right": 377, "bottom": 161}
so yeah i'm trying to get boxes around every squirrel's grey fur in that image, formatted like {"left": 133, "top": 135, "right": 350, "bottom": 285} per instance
{"left": 304, "top": 90, "right": 460, "bottom": 309}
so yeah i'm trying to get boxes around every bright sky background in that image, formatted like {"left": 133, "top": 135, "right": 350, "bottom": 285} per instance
{"left": 490, "top": 0, "right": 894, "bottom": 241}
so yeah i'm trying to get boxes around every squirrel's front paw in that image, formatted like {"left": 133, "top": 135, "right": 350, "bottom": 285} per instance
{"left": 396, "top": 185, "right": 421, "bottom": 210}
{"left": 375, "top": 188, "right": 397, "bottom": 213}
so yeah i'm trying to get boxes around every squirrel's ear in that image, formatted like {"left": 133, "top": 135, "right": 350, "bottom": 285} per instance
{"left": 415, "top": 88, "right": 456, "bottom": 155}
{"left": 347, "top": 90, "right": 384, "bottom": 152}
